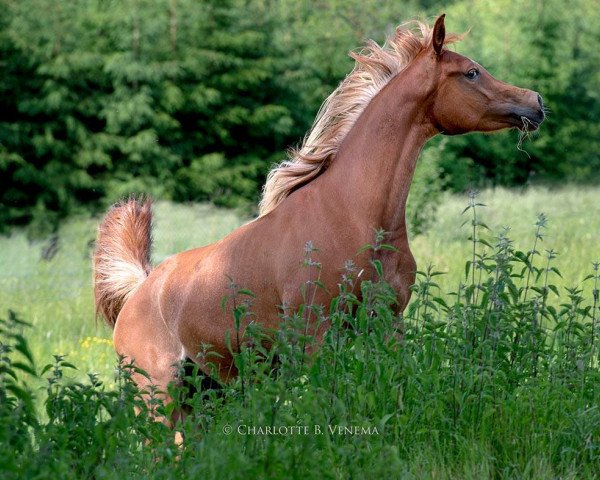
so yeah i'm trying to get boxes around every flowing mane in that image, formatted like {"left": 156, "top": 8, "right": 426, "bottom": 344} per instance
{"left": 259, "top": 20, "right": 463, "bottom": 216}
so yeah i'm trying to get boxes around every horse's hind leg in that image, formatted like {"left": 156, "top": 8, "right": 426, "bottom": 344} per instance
{"left": 113, "top": 295, "right": 185, "bottom": 431}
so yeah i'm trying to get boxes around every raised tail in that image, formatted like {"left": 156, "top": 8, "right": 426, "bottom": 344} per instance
{"left": 93, "top": 197, "right": 153, "bottom": 328}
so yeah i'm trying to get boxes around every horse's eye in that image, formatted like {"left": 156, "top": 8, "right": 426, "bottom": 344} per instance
{"left": 465, "top": 68, "right": 480, "bottom": 80}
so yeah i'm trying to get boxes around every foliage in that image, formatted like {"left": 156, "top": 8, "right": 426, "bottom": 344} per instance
{"left": 1, "top": 198, "right": 599, "bottom": 478}
{"left": 1, "top": 0, "right": 598, "bottom": 233}
{"left": 0, "top": 0, "right": 304, "bottom": 233}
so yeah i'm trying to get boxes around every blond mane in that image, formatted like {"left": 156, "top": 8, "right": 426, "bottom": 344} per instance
{"left": 258, "top": 20, "right": 463, "bottom": 216}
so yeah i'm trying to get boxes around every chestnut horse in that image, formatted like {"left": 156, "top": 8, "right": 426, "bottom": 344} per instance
{"left": 93, "top": 15, "right": 544, "bottom": 419}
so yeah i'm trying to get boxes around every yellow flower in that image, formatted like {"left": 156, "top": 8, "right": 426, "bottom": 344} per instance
{"left": 80, "top": 336, "right": 113, "bottom": 349}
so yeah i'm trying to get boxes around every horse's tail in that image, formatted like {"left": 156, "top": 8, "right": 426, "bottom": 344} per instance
{"left": 93, "top": 197, "right": 153, "bottom": 329}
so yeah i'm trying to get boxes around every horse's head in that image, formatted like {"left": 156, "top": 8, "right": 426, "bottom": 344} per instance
{"left": 419, "top": 15, "right": 545, "bottom": 135}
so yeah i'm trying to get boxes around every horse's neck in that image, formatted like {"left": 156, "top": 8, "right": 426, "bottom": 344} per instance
{"left": 318, "top": 80, "right": 433, "bottom": 242}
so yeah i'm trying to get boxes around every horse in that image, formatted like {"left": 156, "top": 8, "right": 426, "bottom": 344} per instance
{"left": 93, "top": 15, "right": 544, "bottom": 425}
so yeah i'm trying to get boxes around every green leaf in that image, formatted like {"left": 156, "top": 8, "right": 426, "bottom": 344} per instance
{"left": 237, "top": 289, "right": 256, "bottom": 297}
{"left": 372, "top": 259, "right": 384, "bottom": 278}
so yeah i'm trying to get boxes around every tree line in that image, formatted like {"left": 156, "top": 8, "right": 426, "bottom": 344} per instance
{"left": 1, "top": 0, "right": 598, "bottom": 233}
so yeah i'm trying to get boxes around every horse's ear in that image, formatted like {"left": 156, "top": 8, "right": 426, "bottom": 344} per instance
{"left": 432, "top": 14, "right": 446, "bottom": 57}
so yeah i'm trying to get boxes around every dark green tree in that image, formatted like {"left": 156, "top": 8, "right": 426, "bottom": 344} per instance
{"left": 0, "top": 0, "right": 599, "bottom": 233}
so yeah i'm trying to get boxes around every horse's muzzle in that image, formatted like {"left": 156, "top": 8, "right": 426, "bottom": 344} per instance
{"left": 510, "top": 92, "right": 545, "bottom": 131}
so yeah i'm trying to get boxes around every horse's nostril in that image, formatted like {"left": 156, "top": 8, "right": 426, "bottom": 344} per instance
{"left": 537, "top": 94, "right": 544, "bottom": 109}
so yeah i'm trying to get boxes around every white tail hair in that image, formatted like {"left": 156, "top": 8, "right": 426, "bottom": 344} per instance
{"left": 93, "top": 197, "right": 153, "bottom": 328}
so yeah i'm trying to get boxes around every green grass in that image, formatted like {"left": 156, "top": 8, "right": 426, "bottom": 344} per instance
{"left": 0, "top": 202, "right": 245, "bottom": 384}
{"left": 1, "top": 185, "right": 599, "bottom": 478}
{"left": 411, "top": 186, "right": 600, "bottom": 289}
{"left": 1, "top": 185, "right": 597, "bottom": 382}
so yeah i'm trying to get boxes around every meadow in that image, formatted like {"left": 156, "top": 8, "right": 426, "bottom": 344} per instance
{"left": 1, "top": 185, "right": 599, "bottom": 478}
{"left": 1, "top": 185, "right": 597, "bottom": 381}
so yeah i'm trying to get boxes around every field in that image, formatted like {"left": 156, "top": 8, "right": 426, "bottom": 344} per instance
{"left": 1, "top": 186, "right": 597, "bottom": 381}
{"left": 1, "top": 185, "right": 599, "bottom": 478}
